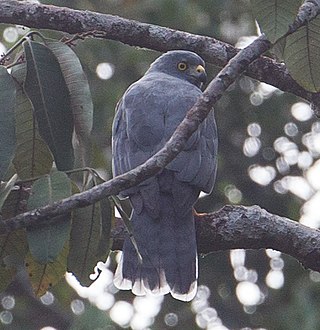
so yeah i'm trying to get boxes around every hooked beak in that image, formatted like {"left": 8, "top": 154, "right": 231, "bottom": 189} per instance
{"left": 193, "top": 64, "right": 207, "bottom": 87}
{"left": 196, "top": 65, "right": 207, "bottom": 83}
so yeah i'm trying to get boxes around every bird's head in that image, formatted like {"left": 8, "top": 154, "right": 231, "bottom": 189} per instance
{"left": 147, "top": 50, "right": 207, "bottom": 89}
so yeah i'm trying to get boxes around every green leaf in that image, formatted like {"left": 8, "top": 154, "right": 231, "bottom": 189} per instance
{"left": 0, "top": 230, "right": 29, "bottom": 293}
{"left": 0, "top": 230, "right": 28, "bottom": 261}
{"left": 47, "top": 41, "right": 93, "bottom": 167}
{"left": 0, "top": 66, "right": 16, "bottom": 180}
{"left": 0, "top": 185, "right": 30, "bottom": 292}
{"left": 27, "top": 171, "right": 72, "bottom": 264}
{"left": 11, "top": 63, "right": 54, "bottom": 179}
{"left": 284, "top": 16, "right": 320, "bottom": 92}
{"left": 0, "top": 262, "right": 14, "bottom": 293}
{"left": 251, "top": 0, "right": 301, "bottom": 43}
{"left": 25, "top": 242, "right": 68, "bottom": 296}
{"left": 68, "top": 198, "right": 103, "bottom": 286}
{"left": 0, "top": 174, "right": 18, "bottom": 211}
{"left": 23, "top": 40, "right": 74, "bottom": 171}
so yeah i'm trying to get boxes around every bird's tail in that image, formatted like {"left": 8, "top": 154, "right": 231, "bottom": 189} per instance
{"left": 113, "top": 193, "right": 198, "bottom": 302}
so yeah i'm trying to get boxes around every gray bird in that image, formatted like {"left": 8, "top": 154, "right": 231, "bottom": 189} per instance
{"left": 112, "top": 50, "right": 218, "bottom": 301}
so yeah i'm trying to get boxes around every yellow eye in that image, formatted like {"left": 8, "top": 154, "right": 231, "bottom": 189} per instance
{"left": 177, "top": 62, "right": 187, "bottom": 71}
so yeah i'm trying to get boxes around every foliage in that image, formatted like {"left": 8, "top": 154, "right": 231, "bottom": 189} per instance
{"left": 0, "top": 0, "right": 320, "bottom": 329}
{"left": 0, "top": 33, "right": 114, "bottom": 301}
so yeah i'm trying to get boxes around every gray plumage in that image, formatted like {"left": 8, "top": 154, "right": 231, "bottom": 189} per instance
{"left": 112, "top": 50, "right": 218, "bottom": 301}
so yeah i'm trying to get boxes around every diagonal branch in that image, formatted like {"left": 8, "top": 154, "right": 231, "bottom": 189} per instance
{"left": 0, "top": 34, "right": 271, "bottom": 234}
{"left": 0, "top": 0, "right": 319, "bottom": 105}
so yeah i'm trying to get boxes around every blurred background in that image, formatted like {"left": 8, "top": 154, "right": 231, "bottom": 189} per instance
{"left": 1, "top": 0, "right": 320, "bottom": 329}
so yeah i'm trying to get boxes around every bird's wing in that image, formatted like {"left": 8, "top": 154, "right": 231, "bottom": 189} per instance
{"left": 112, "top": 73, "right": 217, "bottom": 194}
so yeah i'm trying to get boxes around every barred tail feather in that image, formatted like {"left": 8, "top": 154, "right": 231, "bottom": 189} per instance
{"left": 113, "top": 202, "right": 198, "bottom": 302}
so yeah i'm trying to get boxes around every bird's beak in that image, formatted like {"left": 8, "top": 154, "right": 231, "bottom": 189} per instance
{"left": 195, "top": 65, "right": 207, "bottom": 84}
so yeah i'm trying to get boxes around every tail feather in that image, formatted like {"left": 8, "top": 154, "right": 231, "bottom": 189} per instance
{"left": 113, "top": 197, "right": 198, "bottom": 301}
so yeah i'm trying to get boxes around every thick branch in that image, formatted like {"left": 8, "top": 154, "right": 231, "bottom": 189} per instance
{"left": 111, "top": 205, "right": 320, "bottom": 272}
{"left": 0, "top": 0, "right": 319, "bottom": 105}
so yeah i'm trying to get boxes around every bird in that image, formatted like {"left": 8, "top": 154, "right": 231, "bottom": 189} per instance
{"left": 112, "top": 50, "right": 218, "bottom": 301}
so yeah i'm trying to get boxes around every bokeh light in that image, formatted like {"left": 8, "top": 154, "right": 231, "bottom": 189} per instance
{"left": 3, "top": 27, "right": 19, "bottom": 43}
{"left": 40, "top": 291, "right": 54, "bottom": 305}
{"left": 243, "top": 136, "right": 261, "bottom": 157}
{"left": 96, "top": 62, "right": 115, "bottom": 80}
{"left": 248, "top": 165, "right": 276, "bottom": 186}
{"left": 224, "top": 184, "right": 242, "bottom": 203}
{"left": 247, "top": 122, "right": 261, "bottom": 137}
{"left": 266, "top": 270, "right": 284, "bottom": 289}
{"left": 291, "top": 102, "right": 313, "bottom": 121}
{"left": 164, "top": 313, "right": 179, "bottom": 327}
{"left": 70, "top": 299, "right": 85, "bottom": 315}
{"left": 1, "top": 295, "right": 15, "bottom": 310}
{"left": 236, "top": 281, "right": 261, "bottom": 306}
{"left": 109, "top": 301, "right": 134, "bottom": 327}
{"left": 0, "top": 310, "right": 13, "bottom": 325}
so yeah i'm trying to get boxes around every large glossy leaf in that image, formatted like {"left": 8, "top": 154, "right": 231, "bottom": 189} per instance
{"left": 25, "top": 242, "right": 68, "bottom": 296}
{"left": 251, "top": 0, "right": 301, "bottom": 43}
{"left": 0, "top": 66, "right": 16, "bottom": 180}
{"left": 68, "top": 198, "right": 104, "bottom": 286}
{"left": 284, "top": 16, "right": 320, "bottom": 92}
{"left": 0, "top": 187, "right": 30, "bottom": 292}
{"left": 48, "top": 41, "right": 93, "bottom": 167}
{"left": 23, "top": 40, "right": 74, "bottom": 171}
{"left": 27, "top": 171, "right": 71, "bottom": 264}
{"left": 11, "top": 63, "right": 53, "bottom": 179}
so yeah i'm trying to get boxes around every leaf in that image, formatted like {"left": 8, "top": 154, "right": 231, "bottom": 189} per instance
{"left": 97, "top": 197, "right": 114, "bottom": 258}
{"left": 0, "top": 262, "right": 14, "bottom": 293}
{"left": 0, "top": 185, "right": 29, "bottom": 293}
{"left": 25, "top": 242, "right": 68, "bottom": 296}
{"left": 284, "top": 16, "right": 320, "bottom": 92}
{"left": 68, "top": 199, "right": 103, "bottom": 286}
{"left": 47, "top": 41, "right": 93, "bottom": 167}
{"left": 23, "top": 40, "right": 74, "bottom": 171}
{"left": 251, "top": 0, "right": 301, "bottom": 43}
{"left": 27, "top": 171, "right": 72, "bottom": 264}
{"left": 0, "top": 66, "right": 16, "bottom": 180}
{"left": 0, "top": 230, "right": 28, "bottom": 261}
{"left": 11, "top": 63, "right": 54, "bottom": 180}
{"left": 0, "top": 230, "right": 29, "bottom": 293}
{"left": 0, "top": 174, "right": 18, "bottom": 211}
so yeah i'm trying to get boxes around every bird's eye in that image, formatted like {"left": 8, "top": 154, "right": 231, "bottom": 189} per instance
{"left": 177, "top": 62, "right": 188, "bottom": 71}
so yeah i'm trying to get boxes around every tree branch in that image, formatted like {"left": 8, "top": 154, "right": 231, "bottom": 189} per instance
{"left": 0, "top": 0, "right": 319, "bottom": 105}
{"left": 111, "top": 205, "right": 320, "bottom": 273}
{"left": 0, "top": 1, "right": 319, "bottom": 275}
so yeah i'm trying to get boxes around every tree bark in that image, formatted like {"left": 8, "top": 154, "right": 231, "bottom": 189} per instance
{"left": 111, "top": 205, "right": 320, "bottom": 273}
{"left": 0, "top": 0, "right": 319, "bottom": 106}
